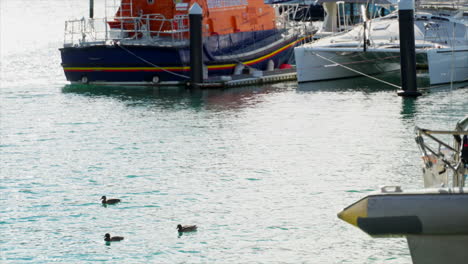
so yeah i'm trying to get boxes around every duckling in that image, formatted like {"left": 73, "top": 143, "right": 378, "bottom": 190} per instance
{"left": 101, "top": 196, "right": 121, "bottom": 205}
{"left": 177, "top": 224, "right": 197, "bottom": 232}
{"left": 104, "top": 233, "right": 124, "bottom": 242}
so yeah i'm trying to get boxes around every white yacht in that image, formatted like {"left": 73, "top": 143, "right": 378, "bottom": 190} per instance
{"left": 338, "top": 116, "right": 468, "bottom": 264}
{"left": 294, "top": 0, "right": 468, "bottom": 85}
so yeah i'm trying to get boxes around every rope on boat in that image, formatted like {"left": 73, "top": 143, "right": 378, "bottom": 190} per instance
{"left": 304, "top": 54, "right": 401, "bottom": 69}
{"left": 117, "top": 44, "right": 190, "bottom": 79}
{"left": 311, "top": 52, "right": 402, "bottom": 89}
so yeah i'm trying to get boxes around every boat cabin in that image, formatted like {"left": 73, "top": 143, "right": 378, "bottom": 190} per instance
{"left": 109, "top": 0, "right": 278, "bottom": 38}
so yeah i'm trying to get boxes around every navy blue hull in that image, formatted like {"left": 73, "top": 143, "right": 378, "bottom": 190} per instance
{"left": 60, "top": 30, "right": 306, "bottom": 84}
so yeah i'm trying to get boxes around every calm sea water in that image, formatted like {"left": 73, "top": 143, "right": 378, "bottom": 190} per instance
{"left": 1, "top": 1, "right": 467, "bottom": 263}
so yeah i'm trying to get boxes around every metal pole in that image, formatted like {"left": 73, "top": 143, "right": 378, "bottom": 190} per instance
{"left": 189, "top": 3, "right": 203, "bottom": 88}
{"left": 90, "top": 0, "right": 94, "bottom": 18}
{"left": 363, "top": 21, "right": 367, "bottom": 52}
{"left": 397, "top": 0, "right": 421, "bottom": 97}
{"left": 360, "top": 4, "right": 368, "bottom": 52}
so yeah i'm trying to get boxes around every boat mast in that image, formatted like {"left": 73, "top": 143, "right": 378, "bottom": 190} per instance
{"left": 360, "top": 5, "right": 368, "bottom": 52}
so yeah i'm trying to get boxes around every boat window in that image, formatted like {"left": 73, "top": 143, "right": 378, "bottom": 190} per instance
{"left": 373, "top": 24, "right": 389, "bottom": 31}
{"left": 431, "top": 16, "right": 449, "bottom": 21}
{"left": 382, "top": 15, "right": 397, "bottom": 20}
{"left": 148, "top": 0, "right": 154, "bottom": 4}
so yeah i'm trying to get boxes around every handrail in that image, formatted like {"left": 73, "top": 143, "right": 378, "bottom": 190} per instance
{"left": 414, "top": 119, "right": 468, "bottom": 188}
{"left": 64, "top": 14, "right": 190, "bottom": 47}
{"left": 419, "top": 129, "right": 468, "bottom": 135}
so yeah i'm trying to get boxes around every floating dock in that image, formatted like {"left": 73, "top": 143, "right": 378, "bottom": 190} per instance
{"left": 151, "top": 67, "right": 298, "bottom": 88}
{"left": 192, "top": 67, "right": 297, "bottom": 89}
{"left": 71, "top": 67, "right": 298, "bottom": 88}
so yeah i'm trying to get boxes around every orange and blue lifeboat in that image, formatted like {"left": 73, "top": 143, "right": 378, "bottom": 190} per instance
{"left": 59, "top": 0, "right": 313, "bottom": 85}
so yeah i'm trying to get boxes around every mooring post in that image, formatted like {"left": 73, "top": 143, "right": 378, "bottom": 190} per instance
{"left": 89, "top": 0, "right": 94, "bottom": 18}
{"left": 189, "top": 3, "right": 203, "bottom": 88}
{"left": 397, "top": 0, "right": 421, "bottom": 97}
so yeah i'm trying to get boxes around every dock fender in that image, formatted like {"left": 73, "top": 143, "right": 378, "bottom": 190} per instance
{"left": 267, "top": 60, "right": 275, "bottom": 71}
{"left": 203, "top": 64, "right": 208, "bottom": 79}
{"left": 234, "top": 63, "right": 245, "bottom": 75}
{"left": 357, "top": 216, "right": 423, "bottom": 236}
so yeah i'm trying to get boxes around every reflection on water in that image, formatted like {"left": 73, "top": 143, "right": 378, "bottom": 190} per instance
{"left": 296, "top": 70, "right": 437, "bottom": 93}
{"left": 400, "top": 98, "right": 417, "bottom": 120}
{"left": 62, "top": 84, "right": 189, "bottom": 99}
{"left": 4, "top": 0, "right": 468, "bottom": 262}
{"left": 298, "top": 74, "right": 466, "bottom": 94}
{"left": 2, "top": 78, "right": 465, "bottom": 264}
{"left": 62, "top": 83, "right": 295, "bottom": 111}
{"left": 297, "top": 77, "right": 397, "bottom": 93}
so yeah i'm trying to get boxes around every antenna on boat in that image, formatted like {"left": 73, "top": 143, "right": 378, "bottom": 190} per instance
{"left": 396, "top": 0, "right": 421, "bottom": 97}
{"left": 89, "top": 0, "right": 94, "bottom": 18}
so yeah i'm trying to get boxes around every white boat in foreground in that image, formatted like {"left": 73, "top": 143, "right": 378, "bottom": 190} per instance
{"left": 338, "top": 116, "right": 468, "bottom": 264}
{"left": 295, "top": 1, "right": 468, "bottom": 85}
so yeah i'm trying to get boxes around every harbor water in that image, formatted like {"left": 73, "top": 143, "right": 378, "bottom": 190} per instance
{"left": 1, "top": 0, "right": 467, "bottom": 263}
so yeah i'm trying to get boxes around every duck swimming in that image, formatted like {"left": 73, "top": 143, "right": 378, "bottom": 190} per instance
{"left": 104, "top": 233, "right": 124, "bottom": 242}
{"left": 177, "top": 224, "right": 197, "bottom": 232}
{"left": 101, "top": 196, "right": 121, "bottom": 205}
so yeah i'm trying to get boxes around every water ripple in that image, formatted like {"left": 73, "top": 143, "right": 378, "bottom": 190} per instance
{"left": 2, "top": 3, "right": 467, "bottom": 262}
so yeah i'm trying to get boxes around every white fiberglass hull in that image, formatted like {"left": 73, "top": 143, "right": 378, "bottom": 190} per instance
{"left": 295, "top": 46, "right": 468, "bottom": 85}
{"left": 427, "top": 46, "right": 468, "bottom": 85}
{"left": 295, "top": 47, "right": 403, "bottom": 83}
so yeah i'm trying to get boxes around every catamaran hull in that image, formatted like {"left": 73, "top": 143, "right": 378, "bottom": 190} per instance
{"left": 427, "top": 47, "right": 468, "bottom": 85}
{"left": 295, "top": 46, "right": 468, "bottom": 85}
{"left": 60, "top": 32, "right": 308, "bottom": 85}
{"left": 294, "top": 47, "right": 427, "bottom": 83}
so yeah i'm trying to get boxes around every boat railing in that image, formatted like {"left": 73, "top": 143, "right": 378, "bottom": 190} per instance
{"left": 64, "top": 14, "right": 190, "bottom": 47}
{"left": 415, "top": 120, "right": 468, "bottom": 188}
{"left": 273, "top": 4, "right": 317, "bottom": 36}
{"left": 416, "top": 0, "right": 468, "bottom": 11}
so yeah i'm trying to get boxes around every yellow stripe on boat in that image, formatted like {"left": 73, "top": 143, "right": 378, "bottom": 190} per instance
{"left": 64, "top": 35, "right": 313, "bottom": 72}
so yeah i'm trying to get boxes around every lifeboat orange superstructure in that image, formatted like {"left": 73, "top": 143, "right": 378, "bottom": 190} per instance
{"left": 111, "top": 0, "right": 277, "bottom": 37}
